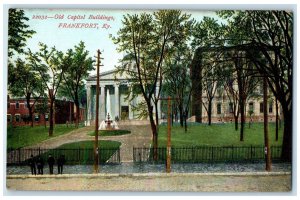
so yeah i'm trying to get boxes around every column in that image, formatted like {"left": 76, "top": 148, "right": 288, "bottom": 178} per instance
{"left": 129, "top": 84, "right": 134, "bottom": 120}
{"left": 86, "top": 85, "right": 91, "bottom": 126}
{"left": 156, "top": 85, "right": 161, "bottom": 120}
{"left": 100, "top": 85, "right": 106, "bottom": 121}
{"left": 114, "top": 83, "right": 120, "bottom": 120}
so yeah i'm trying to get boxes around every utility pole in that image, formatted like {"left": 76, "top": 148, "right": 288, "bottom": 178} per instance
{"left": 263, "top": 76, "right": 271, "bottom": 171}
{"left": 158, "top": 96, "right": 178, "bottom": 173}
{"left": 94, "top": 49, "right": 101, "bottom": 173}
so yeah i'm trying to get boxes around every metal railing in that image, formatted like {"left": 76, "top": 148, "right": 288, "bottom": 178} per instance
{"left": 133, "top": 146, "right": 284, "bottom": 163}
{"left": 7, "top": 147, "right": 121, "bottom": 165}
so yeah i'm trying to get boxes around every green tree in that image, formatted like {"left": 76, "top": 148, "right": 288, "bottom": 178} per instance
{"left": 8, "top": 9, "right": 36, "bottom": 57}
{"left": 112, "top": 10, "right": 193, "bottom": 157}
{"left": 219, "top": 11, "right": 293, "bottom": 161}
{"left": 8, "top": 58, "right": 45, "bottom": 127}
{"left": 27, "top": 43, "right": 71, "bottom": 136}
{"left": 191, "top": 17, "right": 226, "bottom": 125}
{"left": 58, "top": 41, "right": 94, "bottom": 128}
{"left": 163, "top": 44, "right": 192, "bottom": 128}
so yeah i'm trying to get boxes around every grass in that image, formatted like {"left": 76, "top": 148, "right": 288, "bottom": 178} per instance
{"left": 57, "top": 140, "right": 121, "bottom": 149}
{"left": 88, "top": 129, "right": 131, "bottom": 136}
{"left": 7, "top": 125, "right": 79, "bottom": 149}
{"left": 157, "top": 122, "right": 283, "bottom": 147}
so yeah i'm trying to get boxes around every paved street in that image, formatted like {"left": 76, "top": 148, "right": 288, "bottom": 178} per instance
{"left": 6, "top": 172, "right": 292, "bottom": 192}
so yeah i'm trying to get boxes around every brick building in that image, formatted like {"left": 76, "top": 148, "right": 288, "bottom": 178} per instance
{"left": 7, "top": 96, "right": 85, "bottom": 127}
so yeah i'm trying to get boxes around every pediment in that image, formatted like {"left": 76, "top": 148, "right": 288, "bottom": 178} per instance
{"left": 87, "top": 69, "right": 132, "bottom": 81}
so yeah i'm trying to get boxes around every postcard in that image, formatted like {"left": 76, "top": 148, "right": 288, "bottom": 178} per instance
{"left": 5, "top": 7, "right": 293, "bottom": 192}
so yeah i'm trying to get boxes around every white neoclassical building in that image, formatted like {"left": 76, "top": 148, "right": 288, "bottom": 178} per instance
{"left": 85, "top": 69, "right": 162, "bottom": 126}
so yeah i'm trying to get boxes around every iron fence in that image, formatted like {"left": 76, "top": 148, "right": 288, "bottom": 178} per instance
{"left": 7, "top": 147, "right": 121, "bottom": 165}
{"left": 133, "top": 146, "right": 284, "bottom": 163}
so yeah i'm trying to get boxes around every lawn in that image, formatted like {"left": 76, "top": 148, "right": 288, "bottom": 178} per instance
{"left": 57, "top": 140, "right": 121, "bottom": 149}
{"left": 7, "top": 125, "right": 78, "bottom": 149}
{"left": 157, "top": 122, "right": 283, "bottom": 147}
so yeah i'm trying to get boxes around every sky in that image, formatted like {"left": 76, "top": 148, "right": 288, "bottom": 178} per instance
{"left": 22, "top": 9, "right": 218, "bottom": 75}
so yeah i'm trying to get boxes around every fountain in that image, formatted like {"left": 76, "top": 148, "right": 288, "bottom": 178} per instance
{"left": 99, "top": 89, "right": 119, "bottom": 130}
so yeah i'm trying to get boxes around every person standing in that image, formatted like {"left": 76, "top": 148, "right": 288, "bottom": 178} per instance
{"left": 57, "top": 155, "right": 66, "bottom": 174}
{"left": 28, "top": 155, "right": 36, "bottom": 175}
{"left": 47, "top": 154, "right": 55, "bottom": 175}
{"left": 36, "top": 156, "right": 44, "bottom": 175}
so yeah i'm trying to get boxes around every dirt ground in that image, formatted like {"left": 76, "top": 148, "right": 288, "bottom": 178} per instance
{"left": 6, "top": 173, "right": 292, "bottom": 192}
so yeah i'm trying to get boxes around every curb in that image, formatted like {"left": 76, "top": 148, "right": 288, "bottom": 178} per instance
{"left": 7, "top": 171, "right": 291, "bottom": 179}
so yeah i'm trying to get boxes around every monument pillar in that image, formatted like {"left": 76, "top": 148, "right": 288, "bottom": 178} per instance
{"left": 114, "top": 83, "right": 120, "bottom": 120}
{"left": 129, "top": 84, "right": 134, "bottom": 120}
{"left": 86, "top": 85, "right": 91, "bottom": 126}
{"left": 100, "top": 85, "right": 106, "bottom": 121}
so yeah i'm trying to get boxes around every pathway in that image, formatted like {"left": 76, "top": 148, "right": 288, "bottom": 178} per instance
{"left": 8, "top": 122, "right": 153, "bottom": 163}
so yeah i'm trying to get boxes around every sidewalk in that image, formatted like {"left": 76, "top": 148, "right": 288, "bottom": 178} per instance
{"left": 6, "top": 172, "right": 292, "bottom": 192}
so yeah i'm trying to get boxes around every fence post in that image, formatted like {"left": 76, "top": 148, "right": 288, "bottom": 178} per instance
{"left": 250, "top": 145, "right": 253, "bottom": 160}
{"left": 211, "top": 147, "right": 214, "bottom": 162}
{"left": 18, "top": 148, "right": 21, "bottom": 165}
{"left": 38, "top": 147, "right": 41, "bottom": 156}
{"left": 78, "top": 148, "right": 81, "bottom": 164}
{"left": 231, "top": 146, "right": 234, "bottom": 161}
{"left": 118, "top": 148, "right": 121, "bottom": 163}
{"left": 192, "top": 147, "right": 195, "bottom": 163}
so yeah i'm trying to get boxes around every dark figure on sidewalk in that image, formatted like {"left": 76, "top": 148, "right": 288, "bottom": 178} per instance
{"left": 36, "top": 156, "right": 44, "bottom": 175}
{"left": 57, "top": 155, "right": 66, "bottom": 174}
{"left": 28, "top": 155, "right": 36, "bottom": 175}
{"left": 47, "top": 154, "right": 55, "bottom": 174}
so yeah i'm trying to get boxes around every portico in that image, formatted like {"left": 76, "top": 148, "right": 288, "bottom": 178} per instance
{"left": 86, "top": 69, "right": 161, "bottom": 126}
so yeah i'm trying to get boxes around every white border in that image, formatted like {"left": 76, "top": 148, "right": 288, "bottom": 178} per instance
{"left": 1, "top": 0, "right": 299, "bottom": 199}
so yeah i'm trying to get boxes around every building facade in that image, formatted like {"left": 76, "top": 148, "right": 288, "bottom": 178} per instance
{"left": 7, "top": 97, "right": 85, "bottom": 127}
{"left": 85, "top": 69, "right": 161, "bottom": 126}
{"left": 86, "top": 69, "right": 280, "bottom": 125}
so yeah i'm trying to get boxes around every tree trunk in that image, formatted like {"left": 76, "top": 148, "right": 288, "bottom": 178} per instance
{"left": 49, "top": 98, "right": 54, "bottom": 136}
{"left": 191, "top": 48, "right": 202, "bottom": 123}
{"left": 234, "top": 115, "right": 239, "bottom": 131}
{"left": 184, "top": 110, "right": 188, "bottom": 133}
{"left": 75, "top": 101, "right": 80, "bottom": 128}
{"left": 48, "top": 89, "right": 54, "bottom": 137}
{"left": 26, "top": 93, "right": 34, "bottom": 127}
{"left": 208, "top": 100, "right": 212, "bottom": 125}
{"left": 179, "top": 103, "right": 184, "bottom": 127}
{"left": 155, "top": 101, "right": 159, "bottom": 137}
{"left": 148, "top": 104, "right": 158, "bottom": 161}
{"left": 239, "top": 98, "right": 245, "bottom": 141}
{"left": 44, "top": 114, "right": 47, "bottom": 128}
{"left": 275, "top": 98, "right": 279, "bottom": 141}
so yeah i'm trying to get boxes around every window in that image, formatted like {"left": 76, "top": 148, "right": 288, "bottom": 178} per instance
{"left": 228, "top": 103, "right": 233, "bottom": 113}
{"left": 217, "top": 103, "right": 222, "bottom": 114}
{"left": 249, "top": 102, "right": 254, "bottom": 113}
{"left": 15, "top": 114, "right": 20, "bottom": 122}
{"left": 24, "top": 101, "right": 29, "bottom": 108}
{"left": 16, "top": 101, "right": 20, "bottom": 109}
{"left": 34, "top": 114, "right": 39, "bottom": 122}
{"left": 7, "top": 114, "right": 11, "bottom": 123}
{"left": 260, "top": 102, "right": 264, "bottom": 113}
{"left": 45, "top": 114, "right": 49, "bottom": 121}
{"left": 269, "top": 102, "right": 273, "bottom": 113}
